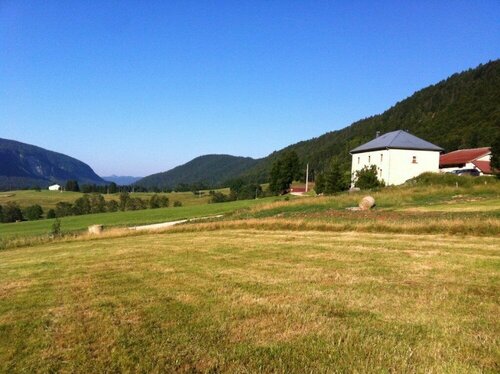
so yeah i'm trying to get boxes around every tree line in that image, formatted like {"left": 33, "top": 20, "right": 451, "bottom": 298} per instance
{"left": 0, "top": 192, "right": 180, "bottom": 223}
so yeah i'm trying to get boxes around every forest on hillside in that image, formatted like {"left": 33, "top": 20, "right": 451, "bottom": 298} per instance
{"left": 241, "top": 59, "right": 500, "bottom": 182}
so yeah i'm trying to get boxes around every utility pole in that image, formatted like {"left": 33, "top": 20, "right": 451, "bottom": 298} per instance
{"left": 305, "top": 163, "right": 309, "bottom": 192}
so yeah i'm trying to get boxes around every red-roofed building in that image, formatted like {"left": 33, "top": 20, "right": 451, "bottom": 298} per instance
{"left": 439, "top": 147, "right": 493, "bottom": 175}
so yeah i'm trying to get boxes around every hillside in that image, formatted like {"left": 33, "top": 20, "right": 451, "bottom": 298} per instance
{"left": 136, "top": 154, "right": 258, "bottom": 189}
{"left": 242, "top": 59, "right": 500, "bottom": 182}
{"left": 0, "top": 138, "right": 105, "bottom": 190}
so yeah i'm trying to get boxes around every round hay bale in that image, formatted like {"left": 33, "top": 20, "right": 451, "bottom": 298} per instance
{"left": 88, "top": 224, "right": 103, "bottom": 235}
{"left": 358, "top": 196, "right": 375, "bottom": 210}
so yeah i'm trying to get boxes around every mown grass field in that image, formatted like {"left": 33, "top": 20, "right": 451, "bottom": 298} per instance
{"left": 0, "top": 230, "right": 498, "bottom": 372}
{"left": 1, "top": 177, "right": 499, "bottom": 372}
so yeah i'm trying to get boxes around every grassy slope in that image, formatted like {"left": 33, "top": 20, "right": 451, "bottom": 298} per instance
{"left": 0, "top": 189, "right": 229, "bottom": 210}
{"left": 0, "top": 230, "right": 498, "bottom": 372}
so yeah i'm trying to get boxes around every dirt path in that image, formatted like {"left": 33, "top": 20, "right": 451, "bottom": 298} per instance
{"left": 129, "top": 215, "right": 224, "bottom": 231}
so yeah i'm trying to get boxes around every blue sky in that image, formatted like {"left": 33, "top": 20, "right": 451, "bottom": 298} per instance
{"left": 1, "top": 1, "right": 499, "bottom": 176}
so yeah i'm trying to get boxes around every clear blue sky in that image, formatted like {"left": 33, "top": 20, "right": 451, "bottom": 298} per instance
{"left": 1, "top": 1, "right": 499, "bottom": 176}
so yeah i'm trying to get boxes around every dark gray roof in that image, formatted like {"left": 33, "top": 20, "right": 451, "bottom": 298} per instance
{"left": 350, "top": 130, "right": 444, "bottom": 154}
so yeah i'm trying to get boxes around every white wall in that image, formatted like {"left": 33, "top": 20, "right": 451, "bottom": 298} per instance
{"left": 351, "top": 149, "right": 440, "bottom": 186}
{"left": 387, "top": 149, "right": 440, "bottom": 185}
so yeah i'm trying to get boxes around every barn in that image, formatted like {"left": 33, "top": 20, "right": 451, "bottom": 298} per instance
{"left": 439, "top": 147, "right": 493, "bottom": 175}
{"left": 350, "top": 130, "right": 443, "bottom": 186}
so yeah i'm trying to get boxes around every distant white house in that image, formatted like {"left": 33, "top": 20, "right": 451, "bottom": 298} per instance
{"left": 439, "top": 147, "right": 493, "bottom": 175}
{"left": 350, "top": 130, "right": 443, "bottom": 186}
{"left": 48, "top": 184, "right": 61, "bottom": 191}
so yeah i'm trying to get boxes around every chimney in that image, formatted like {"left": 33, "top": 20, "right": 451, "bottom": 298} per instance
{"left": 376, "top": 131, "right": 380, "bottom": 138}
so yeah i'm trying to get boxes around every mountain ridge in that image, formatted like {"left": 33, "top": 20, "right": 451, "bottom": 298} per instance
{"left": 136, "top": 154, "right": 258, "bottom": 189}
{"left": 0, "top": 138, "right": 105, "bottom": 190}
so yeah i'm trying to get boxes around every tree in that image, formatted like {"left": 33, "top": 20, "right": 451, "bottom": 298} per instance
{"left": 47, "top": 209, "right": 56, "bottom": 219}
{"left": 229, "top": 179, "right": 262, "bottom": 200}
{"left": 106, "top": 200, "right": 119, "bottom": 212}
{"left": 119, "top": 191, "right": 130, "bottom": 211}
{"left": 354, "top": 165, "right": 385, "bottom": 189}
{"left": 269, "top": 151, "right": 301, "bottom": 194}
{"left": 2, "top": 202, "right": 23, "bottom": 223}
{"left": 65, "top": 180, "right": 80, "bottom": 192}
{"left": 126, "top": 197, "right": 146, "bottom": 211}
{"left": 491, "top": 134, "right": 500, "bottom": 176}
{"left": 314, "top": 173, "right": 325, "bottom": 194}
{"left": 323, "top": 160, "right": 348, "bottom": 194}
{"left": 108, "top": 182, "right": 118, "bottom": 194}
{"left": 157, "top": 195, "right": 169, "bottom": 207}
{"left": 55, "top": 202, "right": 73, "bottom": 217}
{"left": 0, "top": 204, "right": 3, "bottom": 222}
{"left": 89, "top": 193, "right": 106, "bottom": 213}
{"left": 149, "top": 194, "right": 161, "bottom": 209}
{"left": 73, "top": 195, "right": 91, "bottom": 215}
{"left": 23, "top": 204, "right": 44, "bottom": 221}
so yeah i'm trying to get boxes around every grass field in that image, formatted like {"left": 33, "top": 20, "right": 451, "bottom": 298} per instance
{"left": 0, "top": 189, "right": 230, "bottom": 210}
{"left": 0, "top": 230, "right": 498, "bottom": 372}
{"left": 1, "top": 179, "right": 499, "bottom": 372}
{"left": 0, "top": 196, "right": 278, "bottom": 242}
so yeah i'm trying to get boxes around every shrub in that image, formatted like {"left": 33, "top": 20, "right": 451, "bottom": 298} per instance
{"left": 210, "top": 191, "right": 230, "bottom": 203}
{"left": 51, "top": 218, "right": 61, "bottom": 236}
{"left": 173, "top": 201, "right": 182, "bottom": 207}
{"left": 354, "top": 165, "right": 385, "bottom": 189}
{"left": 406, "top": 172, "right": 499, "bottom": 187}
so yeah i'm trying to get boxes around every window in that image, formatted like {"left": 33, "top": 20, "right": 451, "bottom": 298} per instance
{"left": 368, "top": 155, "right": 371, "bottom": 163}
{"left": 380, "top": 154, "right": 383, "bottom": 162}
{"left": 412, "top": 156, "right": 417, "bottom": 164}
{"left": 357, "top": 157, "right": 360, "bottom": 164}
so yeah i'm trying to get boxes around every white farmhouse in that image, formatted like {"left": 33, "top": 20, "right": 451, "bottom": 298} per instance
{"left": 350, "top": 130, "right": 443, "bottom": 186}
{"left": 48, "top": 184, "right": 61, "bottom": 191}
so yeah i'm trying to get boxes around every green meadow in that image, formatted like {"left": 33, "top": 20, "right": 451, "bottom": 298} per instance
{"left": 0, "top": 196, "right": 277, "bottom": 241}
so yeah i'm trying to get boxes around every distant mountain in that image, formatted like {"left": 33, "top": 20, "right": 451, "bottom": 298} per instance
{"left": 0, "top": 138, "right": 105, "bottom": 190}
{"left": 102, "top": 175, "right": 142, "bottom": 185}
{"left": 136, "top": 154, "right": 258, "bottom": 189}
{"left": 240, "top": 59, "right": 500, "bottom": 182}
